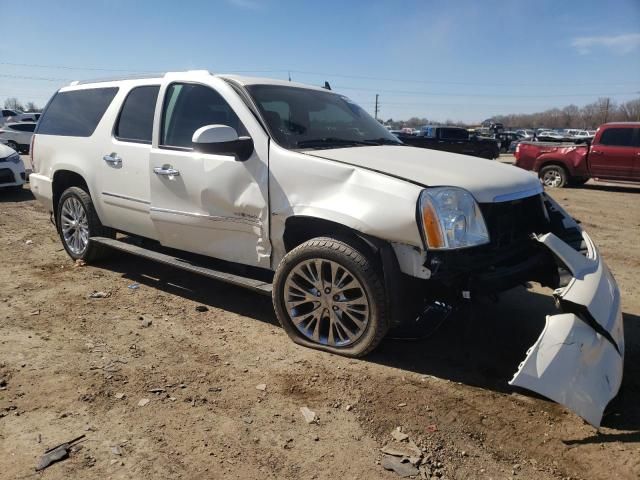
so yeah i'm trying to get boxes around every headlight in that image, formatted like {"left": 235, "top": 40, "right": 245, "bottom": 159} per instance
{"left": 419, "top": 187, "right": 490, "bottom": 249}
{"left": 3, "top": 153, "right": 21, "bottom": 164}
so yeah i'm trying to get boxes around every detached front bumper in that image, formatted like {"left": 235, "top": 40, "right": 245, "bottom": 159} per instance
{"left": 510, "top": 230, "right": 624, "bottom": 427}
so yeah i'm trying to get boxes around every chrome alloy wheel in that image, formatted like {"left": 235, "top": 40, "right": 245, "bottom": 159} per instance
{"left": 60, "top": 196, "right": 90, "bottom": 255}
{"left": 284, "top": 259, "right": 370, "bottom": 347}
{"left": 542, "top": 168, "right": 563, "bottom": 187}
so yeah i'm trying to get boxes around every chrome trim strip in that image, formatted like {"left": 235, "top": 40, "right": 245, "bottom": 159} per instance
{"left": 492, "top": 185, "right": 543, "bottom": 203}
{"left": 149, "top": 206, "right": 260, "bottom": 226}
{"left": 102, "top": 191, "right": 150, "bottom": 205}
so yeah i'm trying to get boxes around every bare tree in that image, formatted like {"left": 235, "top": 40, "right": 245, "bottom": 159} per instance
{"left": 4, "top": 97, "right": 24, "bottom": 111}
{"left": 618, "top": 99, "right": 640, "bottom": 121}
{"left": 24, "top": 101, "right": 40, "bottom": 112}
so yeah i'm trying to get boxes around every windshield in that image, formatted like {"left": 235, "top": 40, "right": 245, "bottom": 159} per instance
{"left": 245, "top": 84, "right": 402, "bottom": 149}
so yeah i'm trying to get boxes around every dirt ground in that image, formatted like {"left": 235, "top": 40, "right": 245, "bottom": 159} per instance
{"left": 1, "top": 168, "right": 639, "bottom": 479}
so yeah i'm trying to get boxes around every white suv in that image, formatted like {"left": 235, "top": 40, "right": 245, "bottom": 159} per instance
{"left": 29, "top": 71, "right": 623, "bottom": 426}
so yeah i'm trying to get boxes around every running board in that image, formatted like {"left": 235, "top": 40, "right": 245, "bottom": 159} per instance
{"left": 90, "top": 236, "right": 272, "bottom": 295}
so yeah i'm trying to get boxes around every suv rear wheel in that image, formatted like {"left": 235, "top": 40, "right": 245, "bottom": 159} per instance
{"left": 56, "top": 186, "right": 111, "bottom": 262}
{"left": 273, "top": 237, "right": 389, "bottom": 357}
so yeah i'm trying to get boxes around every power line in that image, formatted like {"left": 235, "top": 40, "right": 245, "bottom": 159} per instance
{"left": 288, "top": 69, "right": 639, "bottom": 87}
{"left": 2, "top": 61, "right": 638, "bottom": 88}
{"left": 335, "top": 85, "right": 640, "bottom": 98}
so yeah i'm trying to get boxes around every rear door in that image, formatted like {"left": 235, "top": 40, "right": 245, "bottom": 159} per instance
{"left": 589, "top": 126, "right": 635, "bottom": 179}
{"left": 148, "top": 78, "right": 270, "bottom": 268}
{"left": 95, "top": 84, "right": 160, "bottom": 239}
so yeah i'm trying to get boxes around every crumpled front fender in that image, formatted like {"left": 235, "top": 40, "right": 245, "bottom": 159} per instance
{"left": 509, "top": 230, "right": 624, "bottom": 427}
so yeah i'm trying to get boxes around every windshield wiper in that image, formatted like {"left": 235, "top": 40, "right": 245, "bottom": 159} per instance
{"left": 296, "top": 137, "right": 379, "bottom": 149}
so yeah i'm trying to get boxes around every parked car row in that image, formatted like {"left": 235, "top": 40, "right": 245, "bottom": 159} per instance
{"left": 0, "top": 122, "right": 37, "bottom": 153}
{"left": 398, "top": 125, "right": 499, "bottom": 159}
{"left": 0, "top": 108, "right": 40, "bottom": 154}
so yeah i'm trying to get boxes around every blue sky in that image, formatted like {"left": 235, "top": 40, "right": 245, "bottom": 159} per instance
{"left": 1, "top": 0, "right": 639, "bottom": 123}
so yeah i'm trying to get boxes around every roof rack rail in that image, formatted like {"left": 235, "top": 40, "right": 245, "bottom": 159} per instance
{"left": 69, "top": 72, "right": 165, "bottom": 86}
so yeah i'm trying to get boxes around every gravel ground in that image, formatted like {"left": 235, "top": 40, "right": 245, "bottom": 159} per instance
{"left": 1, "top": 168, "right": 639, "bottom": 479}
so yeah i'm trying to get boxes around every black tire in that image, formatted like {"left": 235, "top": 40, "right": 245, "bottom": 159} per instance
{"left": 56, "top": 186, "right": 112, "bottom": 262}
{"left": 273, "top": 237, "right": 390, "bottom": 357}
{"left": 7, "top": 140, "right": 19, "bottom": 152}
{"left": 539, "top": 164, "right": 568, "bottom": 188}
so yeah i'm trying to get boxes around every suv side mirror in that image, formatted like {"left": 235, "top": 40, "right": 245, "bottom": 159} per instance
{"left": 192, "top": 125, "right": 254, "bottom": 161}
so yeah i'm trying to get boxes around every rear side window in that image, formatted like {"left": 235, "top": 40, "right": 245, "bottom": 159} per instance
{"left": 10, "top": 124, "right": 36, "bottom": 132}
{"left": 161, "top": 83, "right": 247, "bottom": 149}
{"left": 599, "top": 128, "right": 634, "bottom": 147}
{"left": 114, "top": 85, "right": 159, "bottom": 144}
{"left": 37, "top": 87, "right": 118, "bottom": 137}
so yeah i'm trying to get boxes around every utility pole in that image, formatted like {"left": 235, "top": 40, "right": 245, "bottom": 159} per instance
{"left": 374, "top": 94, "right": 379, "bottom": 120}
{"left": 603, "top": 97, "right": 610, "bottom": 123}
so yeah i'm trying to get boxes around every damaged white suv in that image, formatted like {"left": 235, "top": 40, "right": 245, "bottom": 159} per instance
{"left": 29, "top": 71, "right": 623, "bottom": 426}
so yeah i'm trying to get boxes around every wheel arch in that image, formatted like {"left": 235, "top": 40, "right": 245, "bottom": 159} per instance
{"left": 52, "top": 169, "right": 90, "bottom": 214}
{"left": 535, "top": 158, "right": 575, "bottom": 176}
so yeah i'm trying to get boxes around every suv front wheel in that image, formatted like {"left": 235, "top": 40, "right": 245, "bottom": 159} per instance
{"left": 56, "top": 186, "right": 111, "bottom": 262}
{"left": 273, "top": 237, "right": 389, "bottom": 357}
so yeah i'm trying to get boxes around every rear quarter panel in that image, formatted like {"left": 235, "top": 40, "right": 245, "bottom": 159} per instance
{"left": 516, "top": 143, "right": 588, "bottom": 176}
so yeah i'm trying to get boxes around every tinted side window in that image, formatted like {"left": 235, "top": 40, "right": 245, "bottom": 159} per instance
{"left": 440, "top": 128, "right": 468, "bottom": 141}
{"left": 161, "top": 83, "right": 247, "bottom": 148}
{"left": 114, "top": 85, "right": 159, "bottom": 144}
{"left": 599, "top": 128, "right": 634, "bottom": 147}
{"left": 23, "top": 124, "right": 36, "bottom": 132}
{"left": 37, "top": 87, "right": 118, "bottom": 137}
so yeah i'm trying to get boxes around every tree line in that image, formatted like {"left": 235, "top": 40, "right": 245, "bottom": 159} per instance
{"left": 4, "top": 97, "right": 42, "bottom": 112}
{"left": 383, "top": 96, "right": 640, "bottom": 130}
{"left": 7, "top": 94, "right": 640, "bottom": 129}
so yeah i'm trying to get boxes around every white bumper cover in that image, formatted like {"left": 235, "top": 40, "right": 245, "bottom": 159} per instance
{"left": 510, "top": 231, "right": 624, "bottom": 427}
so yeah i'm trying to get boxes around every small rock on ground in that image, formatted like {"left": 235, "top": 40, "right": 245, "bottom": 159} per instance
{"left": 381, "top": 455, "right": 419, "bottom": 478}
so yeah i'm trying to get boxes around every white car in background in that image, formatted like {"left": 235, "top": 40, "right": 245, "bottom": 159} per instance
{"left": 0, "top": 143, "right": 26, "bottom": 190}
{"left": 11, "top": 112, "right": 41, "bottom": 123}
{"left": 0, "top": 122, "right": 37, "bottom": 153}
{"left": 1, "top": 109, "right": 21, "bottom": 126}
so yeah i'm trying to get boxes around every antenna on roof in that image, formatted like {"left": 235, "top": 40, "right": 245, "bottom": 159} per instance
{"left": 288, "top": 71, "right": 291, "bottom": 82}
{"left": 323, "top": 81, "right": 331, "bottom": 91}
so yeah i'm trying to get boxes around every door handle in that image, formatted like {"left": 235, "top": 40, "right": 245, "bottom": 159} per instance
{"left": 591, "top": 150, "right": 603, "bottom": 155}
{"left": 103, "top": 152, "right": 122, "bottom": 166}
{"left": 153, "top": 166, "right": 180, "bottom": 177}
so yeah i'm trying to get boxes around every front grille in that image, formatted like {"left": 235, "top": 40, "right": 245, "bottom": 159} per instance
{"left": 479, "top": 194, "right": 549, "bottom": 249}
{"left": 0, "top": 168, "right": 15, "bottom": 184}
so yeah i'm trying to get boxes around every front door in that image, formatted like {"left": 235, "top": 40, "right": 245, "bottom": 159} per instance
{"left": 149, "top": 80, "right": 270, "bottom": 268}
{"left": 589, "top": 126, "right": 635, "bottom": 179}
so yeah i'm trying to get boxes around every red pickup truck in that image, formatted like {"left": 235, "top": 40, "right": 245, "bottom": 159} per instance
{"left": 514, "top": 122, "right": 640, "bottom": 187}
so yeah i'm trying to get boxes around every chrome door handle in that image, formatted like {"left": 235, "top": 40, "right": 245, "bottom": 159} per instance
{"left": 153, "top": 166, "right": 180, "bottom": 176}
{"left": 103, "top": 152, "right": 122, "bottom": 166}
{"left": 591, "top": 150, "right": 603, "bottom": 155}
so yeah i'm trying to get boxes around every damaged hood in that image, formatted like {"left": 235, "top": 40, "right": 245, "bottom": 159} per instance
{"left": 304, "top": 145, "right": 542, "bottom": 203}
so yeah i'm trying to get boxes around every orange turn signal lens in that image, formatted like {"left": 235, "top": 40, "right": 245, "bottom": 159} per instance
{"left": 421, "top": 199, "right": 445, "bottom": 249}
